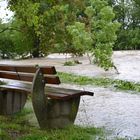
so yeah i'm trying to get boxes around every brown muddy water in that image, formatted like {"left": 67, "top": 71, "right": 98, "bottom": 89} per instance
{"left": 0, "top": 51, "right": 140, "bottom": 139}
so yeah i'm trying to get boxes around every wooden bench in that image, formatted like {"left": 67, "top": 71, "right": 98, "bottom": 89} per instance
{"left": 0, "top": 64, "right": 94, "bottom": 129}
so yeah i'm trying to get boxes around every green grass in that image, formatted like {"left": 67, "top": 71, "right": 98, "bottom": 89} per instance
{"left": 64, "top": 60, "right": 82, "bottom": 66}
{"left": 18, "top": 126, "right": 104, "bottom": 140}
{"left": 58, "top": 72, "right": 140, "bottom": 93}
{"left": 0, "top": 108, "right": 105, "bottom": 140}
{"left": 64, "top": 61, "right": 76, "bottom": 66}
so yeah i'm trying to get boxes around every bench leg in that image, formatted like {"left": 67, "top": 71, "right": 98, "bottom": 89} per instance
{"left": 44, "top": 97, "right": 80, "bottom": 129}
{"left": 0, "top": 91, "right": 27, "bottom": 115}
{"left": 32, "top": 69, "right": 80, "bottom": 129}
{"left": 32, "top": 69, "right": 49, "bottom": 129}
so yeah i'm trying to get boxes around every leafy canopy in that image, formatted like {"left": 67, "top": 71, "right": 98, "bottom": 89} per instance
{"left": 6, "top": 0, "right": 119, "bottom": 70}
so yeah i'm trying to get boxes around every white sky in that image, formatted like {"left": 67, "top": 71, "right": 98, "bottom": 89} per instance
{"left": 0, "top": 0, "right": 13, "bottom": 22}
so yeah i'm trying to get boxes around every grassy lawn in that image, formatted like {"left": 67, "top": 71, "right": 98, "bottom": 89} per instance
{"left": 0, "top": 106, "right": 105, "bottom": 140}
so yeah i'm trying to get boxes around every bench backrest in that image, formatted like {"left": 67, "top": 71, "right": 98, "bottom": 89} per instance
{"left": 0, "top": 65, "right": 60, "bottom": 84}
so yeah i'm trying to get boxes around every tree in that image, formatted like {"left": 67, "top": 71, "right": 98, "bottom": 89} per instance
{"left": 7, "top": 0, "right": 119, "bottom": 70}
{"left": 0, "top": 19, "right": 34, "bottom": 59}
{"left": 128, "top": 0, "right": 140, "bottom": 49}
{"left": 7, "top": 0, "right": 86, "bottom": 57}
{"left": 67, "top": 0, "right": 120, "bottom": 70}
{"left": 0, "top": 22, "right": 14, "bottom": 58}
{"left": 109, "top": 0, "right": 140, "bottom": 50}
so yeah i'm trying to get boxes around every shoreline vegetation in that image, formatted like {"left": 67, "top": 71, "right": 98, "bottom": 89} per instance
{"left": 59, "top": 72, "right": 140, "bottom": 93}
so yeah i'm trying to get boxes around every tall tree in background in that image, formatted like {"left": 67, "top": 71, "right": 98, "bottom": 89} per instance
{"left": 129, "top": 0, "right": 140, "bottom": 49}
{"left": 6, "top": 0, "right": 119, "bottom": 70}
{"left": 0, "top": 21, "right": 14, "bottom": 58}
{"left": 7, "top": 0, "right": 86, "bottom": 57}
{"left": 109, "top": 0, "right": 140, "bottom": 50}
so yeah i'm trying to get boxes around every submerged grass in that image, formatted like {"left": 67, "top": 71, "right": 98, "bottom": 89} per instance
{"left": 58, "top": 72, "right": 140, "bottom": 93}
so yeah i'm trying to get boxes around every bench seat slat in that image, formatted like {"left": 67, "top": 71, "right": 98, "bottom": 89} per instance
{"left": 0, "top": 85, "right": 31, "bottom": 93}
{"left": 0, "top": 65, "right": 36, "bottom": 73}
{"left": 46, "top": 90, "right": 93, "bottom": 100}
{"left": 45, "top": 87, "right": 94, "bottom": 100}
{"left": 0, "top": 84, "right": 69, "bottom": 100}
{"left": 0, "top": 72, "right": 60, "bottom": 84}
{"left": 46, "top": 86, "right": 94, "bottom": 96}
{"left": 0, "top": 72, "right": 33, "bottom": 82}
{"left": 0, "top": 65, "right": 57, "bottom": 74}
{"left": 44, "top": 76, "right": 60, "bottom": 84}
{"left": 40, "top": 66, "right": 57, "bottom": 74}
{"left": 46, "top": 92, "right": 69, "bottom": 100}
{"left": 0, "top": 81, "right": 93, "bottom": 100}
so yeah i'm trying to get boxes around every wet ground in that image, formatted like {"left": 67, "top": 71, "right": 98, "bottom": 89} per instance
{"left": 0, "top": 51, "right": 140, "bottom": 139}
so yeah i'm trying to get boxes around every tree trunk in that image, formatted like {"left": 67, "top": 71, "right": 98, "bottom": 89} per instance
{"left": 32, "top": 37, "right": 40, "bottom": 58}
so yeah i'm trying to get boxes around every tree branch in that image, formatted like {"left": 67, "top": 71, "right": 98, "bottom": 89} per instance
{"left": 0, "top": 27, "right": 21, "bottom": 33}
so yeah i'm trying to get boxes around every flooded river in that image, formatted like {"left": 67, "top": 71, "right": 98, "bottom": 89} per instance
{"left": 0, "top": 51, "right": 140, "bottom": 139}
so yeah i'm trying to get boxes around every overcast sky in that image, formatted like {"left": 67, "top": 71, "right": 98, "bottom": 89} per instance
{"left": 0, "top": 0, "right": 13, "bottom": 22}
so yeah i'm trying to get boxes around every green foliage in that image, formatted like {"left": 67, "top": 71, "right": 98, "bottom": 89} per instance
{"left": 110, "top": 0, "right": 140, "bottom": 50}
{"left": 84, "top": 0, "right": 120, "bottom": 70}
{"left": 7, "top": 0, "right": 86, "bottom": 57}
{"left": 58, "top": 72, "right": 140, "bottom": 93}
{"left": 64, "top": 61, "right": 76, "bottom": 66}
{"left": 0, "top": 128, "right": 10, "bottom": 140}
{"left": 0, "top": 21, "right": 34, "bottom": 59}
{"left": 67, "top": 22, "right": 93, "bottom": 56}
{"left": 6, "top": 0, "right": 119, "bottom": 70}
{"left": 64, "top": 60, "right": 82, "bottom": 66}
{"left": 65, "top": 0, "right": 120, "bottom": 70}
{"left": 130, "top": 28, "right": 140, "bottom": 49}
{"left": 18, "top": 126, "right": 104, "bottom": 140}
{"left": 0, "top": 22, "right": 13, "bottom": 58}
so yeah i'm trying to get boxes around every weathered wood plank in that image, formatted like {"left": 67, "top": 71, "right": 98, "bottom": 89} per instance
{"left": 0, "top": 90, "right": 27, "bottom": 115}
{"left": 0, "top": 72, "right": 60, "bottom": 84}
{"left": 13, "top": 92, "right": 21, "bottom": 113}
{"left": 44, "top": 76, "right": 60, "bottom": 84}
{"left": 0, "top": 65, "right": 57, "bottom": 74}
{"left": 0, "top": 92, "right": 4, "bottom": 114}
{"left": 40, "top": 66, "right": 57, "bottom": 74}
{"left": 0, "top": 65, "right": 36, "bottom": 73}
{"left": 0, "top": 83, "right": 93, "bottom": 100}
{"left": 0, "top": 72, "right": 33, "bottom": 81}
{"left": 20, "top": 93, "right": 27, "bottom": 109}
{"left": 46, "top": 86, "right": 94, "bottom": 96}
{"left": 46, "top": 92, "right": 70, "bottom": 100}
{"left": 5, "top": 91, "right": 13, "bottom": 114}
{"left": 0, "top": 85, "right": 31, "bottom": 93}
